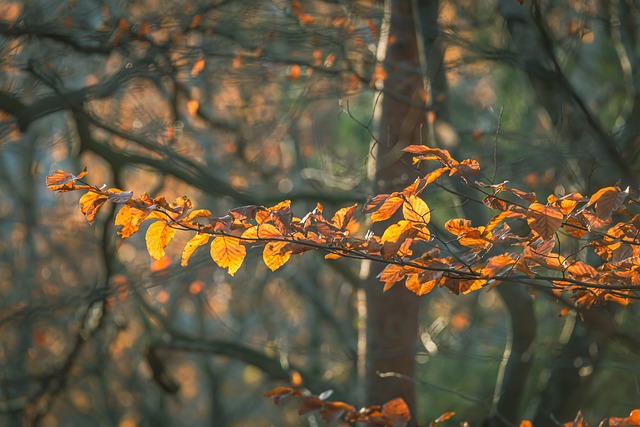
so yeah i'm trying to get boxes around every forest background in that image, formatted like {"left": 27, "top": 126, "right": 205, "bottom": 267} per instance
{"left": 1, "top": 0, "right": 640, "bottom": 426}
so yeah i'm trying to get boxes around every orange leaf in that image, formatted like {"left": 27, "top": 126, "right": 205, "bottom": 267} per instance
{"left": 46, "top": 168, "right": 86, "bottom": 192}
{"left": 181, "top": 233, "right": 211, "bottom": 266}
{"left": 146, "top": 221, "right": 176, "bottom": 260}
{"left": 563, "top": 216, "right": 588, "bottom": 238}
{"left": 210, "top": 235, "right": 245, "bottom": 275}
{"left": 608, "top": 409, "right": 640, "bottom": 427}
{"left": 482, "top": 254, "right": 516, "bottom": 279}
{"left": 371, "top": 196, "right": 403, "bottom": 222}
{"left": 445, "top": 218, "right": 473, "bottom": 236}
{"left": 263, "top": 241, "right": 292, "bottom": 271}
{"left": 527, "top": 203, "right": 563, "bottom": 240}
{"left": 264, "top": 387, "right": 297, "bottom": 405}
{"left": 115, "top": 205, "right": 150, "bottom": 238}
{"left": 331, "top": 204, "right": 358, "bottom": 231}
{"left": 79, "top": 191, "right": 108, "bottom": 224}
{"left": 403, "top": 145, "right": 455, "bottom": 165}
{"left": 443, "top": 277, "right": 486, "bottom": 294}
{"left": 519, "top": 421, "right": 533, "bottom": 427}
{"left": 403, "top": 196, "right": 430, "bottom": 223}
{"left": 405, "top": 275, "right": 439, "bottom": 296}
{"left": 381, "top": 398, "right": 411, "bottom": 426}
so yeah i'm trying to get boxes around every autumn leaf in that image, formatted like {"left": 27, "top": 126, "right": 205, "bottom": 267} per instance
{"left": 331, "top": 204, "right": 359, "bottom": 232}
{"left": 181, "top": 233, "right": 211, "bottom": 266}
{"left": 449, "top": 159, "right": 481, "bottom": 179}
{"left": 184, "top": 209, "right": 212, "bottom": 222}
{"left": 587, "top": 186, "right": 628, "bottom": 219}
{"left": 46, "top": 168, "right": 87, "bottom": 192}
{"left": 263, "top": 241, "right": 292, "bottom": 271}
{"left": 403, "top": 195, "right": 430, "bottom": 223}
{"left": 146, "top": 221, "right": 176, "bottom": 260}
{"left": 115, "top": 205, "right": 151, "bottom": 238}
{"left": 210, "top": 235, "right": 246, "bottom": 276}
{"left": 608, "top": 409, "right": 640, "bottom": 427}
{"left": 381, "top": 220, "right": 413, "bottom": 244}
{"left": 371, "top": 196, "right": 404, "bottom": 222}
{"left": 402, "top": 145, "right": 454, "bottom": 166}
{"left": 527, "top": 203, "right": 563, "bottom": 240}
{"left": 381, "top": 398, "right": 411, "bottom": 427}
{"left": 445, "top": 218, "right": 473, "bottom": 236}
{"left": 79, "top": 191, "right": 108, "bottom": 224}
{"left": 242, "top": 223, "right": 283, "bottom": 240}
{"left": 482, "top": 254, "right": 516, "bottom": 285}
{"left": 443, "top": 277, "right": 486, "bottom": 294}
{"left": 405, "top": 273, "right": 440, "bottom": 296}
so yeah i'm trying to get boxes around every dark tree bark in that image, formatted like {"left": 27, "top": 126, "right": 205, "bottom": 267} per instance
{"left": 363, "top": 0, "right": 426, "bottom": 421}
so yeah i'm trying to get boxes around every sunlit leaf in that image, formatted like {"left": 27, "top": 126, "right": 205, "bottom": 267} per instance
{"left": 46, "top": 168, "right": 86, "bottom": 192}
{"left": 445, "top": 218, "right": 473, "bottom": 236}
{"left": 79, "top": 191, "right": 108, "bottom": 224}
{"left": 405, "top": 274, "right": 439, "bottom": 296}
{"left": 263, "top": 241, "right": 292, "bottom": 271}
{"left": 146, "top": 221, "right": 176, "bottom": 260}
{"left": 403, "top": 196, "right": 430, "bottom": 223}
{"left": 371, "top": 196, "right": 403, "bottom": 223}
{"left": 381, "top": 220, "right": 413, "bottom": 244}
{"left": 115, "top": 205, "right": 150, "bottom": 238}
{"left": 184, "top": 209, "right": 212, "bottom": 222}
{"left": 181, "top": 233, "right": 211, "bottom": 266}
{"left": 527, "top": 203, "right": 563, "bottom": 240}
{"left": 210, "top": 235, "right": 246, "bottom": 275}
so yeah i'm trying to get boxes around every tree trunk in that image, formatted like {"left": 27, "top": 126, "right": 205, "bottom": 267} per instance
{"left": 363, "top": 0, "right": 426, "bottom": 421}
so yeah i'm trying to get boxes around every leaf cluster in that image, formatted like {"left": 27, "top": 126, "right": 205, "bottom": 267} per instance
{"left": 46, "top": 145, "right": 640, "bottom": 309}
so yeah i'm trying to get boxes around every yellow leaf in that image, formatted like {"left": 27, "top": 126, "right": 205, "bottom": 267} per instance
{"left": 184, "top": 209, "right": 211, "bottom": 222}
{"left": 181, "top": 233, "right": 211, "bottom": 266}
{"left": 381, "top": 220, "right": 413, "bottom": 244}
{"left": 146, "top": 221, "right": 176, "bottom": 260}
{"left": 210, "top": 235, "right": 246, "bottom": 276}
{"left": 263, "top": 241, "right": 292, "bottom": 271}
{"left": 241, "top": 224, "right": 284, "bottom": 243}
{"left": 402, "top": 195, "right": 430, "bottom": 223}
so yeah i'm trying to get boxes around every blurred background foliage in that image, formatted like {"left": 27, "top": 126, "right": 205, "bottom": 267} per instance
{"left": 0, "top": 0, "right": 638, "bottom": 426}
